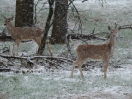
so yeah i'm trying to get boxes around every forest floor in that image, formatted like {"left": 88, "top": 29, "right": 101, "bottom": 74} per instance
{"left": 0, "top": 0, "right": 132, "bottom": 99}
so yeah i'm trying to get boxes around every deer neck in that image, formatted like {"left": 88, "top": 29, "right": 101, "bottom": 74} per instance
{"left": 109, "top": 35, "right": 117, "bottom": 55}
{"left": 6, "top": 22, "right": 15, "bottom": 35}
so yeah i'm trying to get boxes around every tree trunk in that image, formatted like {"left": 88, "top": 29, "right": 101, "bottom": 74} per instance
{"left": 15, "top": 0, "right": 34, "bottom": 27}
{"left": 51, "top": 0, "right": 68, "bottom": 44}
{"left": 37, "top": 0, "right": 54, "bottom": 55}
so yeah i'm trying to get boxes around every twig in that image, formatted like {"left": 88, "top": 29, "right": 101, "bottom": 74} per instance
{"left": 0, "top": 54, "right": 73, "bottom": 70}
{"left": 120, "top": 25, "right": 132, "bottom": 29}
{"left": 69, "top": 0, "right": 83, "bottom": 34}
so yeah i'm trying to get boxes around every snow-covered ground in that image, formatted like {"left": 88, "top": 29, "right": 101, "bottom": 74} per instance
{"left": 0, "top": 0, "right": 132, "bottom": 99}
{"left": 0, "top": 64, "right": 132, "bottom": 99}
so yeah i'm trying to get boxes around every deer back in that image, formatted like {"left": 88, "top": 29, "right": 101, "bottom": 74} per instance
{"left": 76, "top": 43, "right": 111, "bottom": 60}
{"left": 7, "top": 26, "right": 44, "bottom": 40}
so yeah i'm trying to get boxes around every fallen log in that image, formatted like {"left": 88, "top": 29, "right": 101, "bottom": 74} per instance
{"left": 67, "top": 33, "right": 108, "bottom": 41}
{"left": 0, "top": 35, "right": 12, "bottom": 41}
{"left": 0, "top": 68, "right": 11, "bottom": 72}
{"left": 0, "top": 54, "right": 73, "bottom": 70}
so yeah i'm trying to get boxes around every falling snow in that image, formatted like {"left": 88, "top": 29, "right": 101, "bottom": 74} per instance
{"left": 0, "top": 0, "right": 132, "bottom": 99}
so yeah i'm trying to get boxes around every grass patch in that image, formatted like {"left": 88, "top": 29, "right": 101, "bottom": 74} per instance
{"left": 0, "top": 71, "right": 132, "bottom": 99}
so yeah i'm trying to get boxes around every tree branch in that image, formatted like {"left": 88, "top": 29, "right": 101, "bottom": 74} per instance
{"left": 37, "top": 0, "right": 54, "bottom": 55}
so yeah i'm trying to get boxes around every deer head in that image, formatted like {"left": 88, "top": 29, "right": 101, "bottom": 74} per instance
{"left": 108, "top": 23, "right": 121, "bottom": 39}
{"left": 2, "top": 15, "right": 14, "bottom": 26}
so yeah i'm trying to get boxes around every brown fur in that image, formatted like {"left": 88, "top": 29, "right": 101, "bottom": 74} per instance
{"left": 2, "top": 16, "right": 52, "bottom": 56}
{"left": 70, "top": 26, "right": 120, "bottom": 79}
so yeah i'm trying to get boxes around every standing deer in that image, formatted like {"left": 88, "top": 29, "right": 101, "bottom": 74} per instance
{"left": 70, "top": 25, "right": 120, "bottom": 79}
{"left": 2, "top": 15, "right": 52, "bottom": 56}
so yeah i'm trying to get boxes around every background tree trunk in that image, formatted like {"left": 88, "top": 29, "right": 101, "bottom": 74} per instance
{"left": 15, "top": 0, "right": 34, "bottom": 27}
{"left": 51, "top": 0, "right": 68, "bottom": 44}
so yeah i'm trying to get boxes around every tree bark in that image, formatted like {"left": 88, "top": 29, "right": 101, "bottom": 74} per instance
{"left": 15, "top": 0, "right": 34, "bottom": 27}
{"left": 51, "top": 0, "right": 68, "bottom": 44}
{"left": 37, "top": 0, "right": 54, "bottom": 55}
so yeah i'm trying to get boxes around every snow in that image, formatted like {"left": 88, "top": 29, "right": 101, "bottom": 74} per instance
{"left": 1, "top": 64, "right": 132, "bottom": 98}
{"left": 0, "top": 0, "right": 132, "bottom": 99}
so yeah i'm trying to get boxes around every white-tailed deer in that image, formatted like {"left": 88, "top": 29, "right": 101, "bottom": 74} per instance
{"left": 70, "top": 25, "right": 120, "bottom": 79}
{"left": 2, "top": 15, "right": 52, "bottom": 56}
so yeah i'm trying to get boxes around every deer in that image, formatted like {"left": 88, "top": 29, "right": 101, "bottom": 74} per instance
{"left": 70, "top": 24, "right": 120, "bottom": 79}
{"left": 2, "top": 15, "right": 52, "bottom": 56}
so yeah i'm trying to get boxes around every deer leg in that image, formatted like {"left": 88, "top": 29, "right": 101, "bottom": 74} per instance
{"left": 12, "top": 43, "right": 16, "bottom": 56}
{"left": 46, "top": 41, "right": 52, "bottom": 56}
{"left": 70, "top": 60, "right": 79, "bottom": 78}
{"left": 33, "top": 37, "right": 41, "bottom": 53}
{"left": 102, "top": 59, "right": 109, "bottom": 79}
{"left": 70, "top": 61, "right": 84, "bottom": 78}
{"left": 14, "top": 40, "right": 21, "bottom": 56}
{"left": 78, "top": 63, "right": 84, "bottom": 78}
{"left": 34, "top": 37, "right": 41, "bottom": 47}
{"left": 34, "top": 38, "right": 52, "bottom": 56}
{"left": 70, "top": 61, "right": 78, "bottom": 78}
{"left": 16, "top": 42, "right": 20, "bottom": 56}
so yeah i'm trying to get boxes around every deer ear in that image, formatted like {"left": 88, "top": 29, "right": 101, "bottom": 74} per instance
{"left": 1, "top": 15, "right": 6, "bottom": 19}
{"left": 108, "top": 26, "right": 111, "bottom": 30}
{"left": 118, "top": 26, "right": 121, "bottom": 30}
{"left": 10, "top": 16, "right": 14, "bottom": 20}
